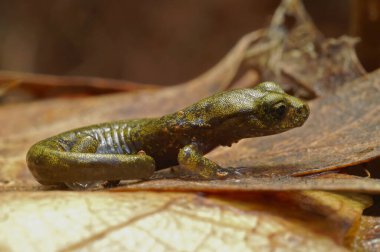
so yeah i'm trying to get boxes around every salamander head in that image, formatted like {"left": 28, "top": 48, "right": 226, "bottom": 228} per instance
{"left": 245, "top": 82, "right": 310, "bottom": 134}
{"left": 171, "top": 82, "right": 309, "bottom": 139}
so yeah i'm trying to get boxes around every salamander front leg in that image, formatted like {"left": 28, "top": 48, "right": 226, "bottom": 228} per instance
{"left": 177, "top": 144, "right": 234, "bottom": 179}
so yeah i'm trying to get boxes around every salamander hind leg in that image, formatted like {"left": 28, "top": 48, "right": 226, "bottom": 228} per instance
{"left": 62, "top": 135, "right": 156, "bottom": 190}
{"left": 177, "top": 144, "right": 236, "bottom": 179}
{"left": 64, "top": 135, "right": 109, "bottom": 190}
{"left": 71, "top": 135, "right": 99, "bottom": 153}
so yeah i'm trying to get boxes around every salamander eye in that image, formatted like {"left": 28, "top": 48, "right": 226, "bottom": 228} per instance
{"left": 272, "top": 102, "right": 287, "bottom": 119}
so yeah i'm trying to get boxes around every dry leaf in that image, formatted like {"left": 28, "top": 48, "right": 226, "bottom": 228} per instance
{"left": 353, "top": 216, "right": 380, "bottom": 252}
{"left": 0, "top": 191, "right": 370, "bottom": 251}
{"left": 243, "top": 0, "right": 366, "bottom": 98}
{"left": 0, "top": 1, "right": 377, "bottom": 250}
{"left": 0, "top": 71, "right": 159, "bottom": 104}
{"left": 107, "top": 173, "right": 380, "bottom": 195}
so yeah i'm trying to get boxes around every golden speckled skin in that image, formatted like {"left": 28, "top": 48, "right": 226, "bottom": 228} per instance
{"left": 27, "top": 82, "right": 309, "bottom": 187}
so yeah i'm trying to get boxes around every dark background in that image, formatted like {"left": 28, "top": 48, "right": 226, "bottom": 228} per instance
{"left": 0, "top": 0, "right": 376, "bottom": 85}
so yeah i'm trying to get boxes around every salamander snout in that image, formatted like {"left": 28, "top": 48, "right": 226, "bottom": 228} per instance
{"left": 293, "top": 102, "right": 310, "bottom": 127}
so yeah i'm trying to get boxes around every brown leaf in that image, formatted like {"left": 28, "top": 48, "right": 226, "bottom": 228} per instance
{"left": 280, "top": 36, "right": 366, "bottom": 96}
{"left": 107, "top": 173, "right": 380, "bottom": 194}
{"left": 0, "top": 191, "right": 368, "bottom": 251}
{"left": 353, "top": 216, "right": 380, "bottom": 252}
{"left": 0, "top": 71, "right": 158, "bottom": 103}
{"left": 0, "top": 1, "right": 376, "bottom": 251}
{"left": 244, "top": 0, "right": 366, "bottom": 98}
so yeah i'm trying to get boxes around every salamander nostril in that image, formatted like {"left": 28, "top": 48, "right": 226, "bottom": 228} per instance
{"left": 297, "top": 104, "right": 310, "bottom": 118}
{"left": 294, "top": 104, "right": 309, "bottom": 119}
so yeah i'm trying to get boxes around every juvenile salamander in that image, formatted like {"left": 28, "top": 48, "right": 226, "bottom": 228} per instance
{"left": 27, "top": 82, "right": 309, "bottom": 189}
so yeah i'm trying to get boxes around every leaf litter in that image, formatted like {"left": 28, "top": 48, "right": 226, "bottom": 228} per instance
{"left": 0, "top": 0, "right": 379, "bottom": 251}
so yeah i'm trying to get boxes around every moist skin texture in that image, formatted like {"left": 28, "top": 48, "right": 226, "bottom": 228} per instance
{"left": 26, "top": 82, "right": 310, "bottom": 187}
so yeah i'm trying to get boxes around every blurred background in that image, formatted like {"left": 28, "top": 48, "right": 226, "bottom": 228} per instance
{"left": 0, "top": 0, "right": 378, "bottom": 85}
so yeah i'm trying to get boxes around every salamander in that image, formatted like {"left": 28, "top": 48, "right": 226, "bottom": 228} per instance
{"left": 26, "top": 82, "right": 310, "bottom": 189}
